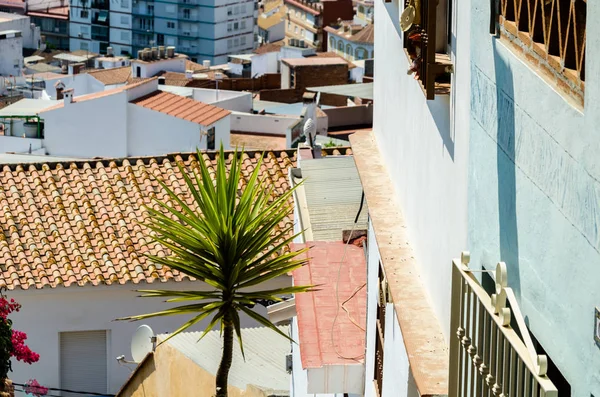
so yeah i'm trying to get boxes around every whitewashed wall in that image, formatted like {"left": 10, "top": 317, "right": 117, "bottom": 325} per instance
{"left": 373, "top": 0, "right": 471, "bottom": 340}
{"left": 192, "top": 88, "right": 252, "bottom": 112}
{"left": 0, "top": 13, "right": 41, "bottom": 49}
{"left": 131, "top": 58, "right": 187, "bottom": 78}
{"left": 251, "top": 51, "right": 279, "bottom": 77}
{"left": 9, "top": 277, "right": 290, "bottom": 395}
{"left": 0, "top": 136, "right": 43, "bottom": 153}
{"left": 42, "top": 93, "right": 128, "bottom": 157}
{"left": 0, "top": 36, "right": 22, "bottom": 76}
{"left": 230, "top": 112, "right": 299, "bottom": 146}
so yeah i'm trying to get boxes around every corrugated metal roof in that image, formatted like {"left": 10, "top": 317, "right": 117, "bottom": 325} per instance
{"left": 307, "top": 83, "right": 374, "bottom": 100}
{"left": 160, "top": 325, "right": 291, "bottom": 394}
{"left": 300, "top": 156, "right": 368, "bottom": 241}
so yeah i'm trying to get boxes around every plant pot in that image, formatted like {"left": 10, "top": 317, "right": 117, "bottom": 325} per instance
{"left": 0, "top": 378, "right": 14, "bottom": 397}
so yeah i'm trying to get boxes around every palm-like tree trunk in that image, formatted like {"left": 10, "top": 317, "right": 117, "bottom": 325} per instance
{"left": 215, "top": 313, "right": 234, "bottom": 397}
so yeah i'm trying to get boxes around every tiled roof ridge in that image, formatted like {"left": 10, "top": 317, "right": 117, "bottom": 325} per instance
{"left": 0, "top": 149, "right": 298, "bottom": 171}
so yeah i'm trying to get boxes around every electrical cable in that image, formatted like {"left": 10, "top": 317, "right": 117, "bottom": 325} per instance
{"left": 13, "top": 383, "right": 115, "bottom": 397}
{"left": 330, "top": 190, "right": 367, "bottom": 361}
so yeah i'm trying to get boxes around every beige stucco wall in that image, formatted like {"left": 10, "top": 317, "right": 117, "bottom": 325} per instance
{"left": 118, "top": 342, "right": 269, "bottom": 397}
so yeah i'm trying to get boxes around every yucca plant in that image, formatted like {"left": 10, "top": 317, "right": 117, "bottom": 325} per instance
{"left": 118, "top": 146, "right": 312, "bottom": 397}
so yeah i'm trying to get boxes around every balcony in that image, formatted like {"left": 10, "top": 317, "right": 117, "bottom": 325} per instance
{"left": 178, "top": 29, "right": 199, "bottom": 38}
{"left": 92, "top": 10, "right": 110, "bottom": 26}
{"left": 91, "top": 25, "right": 109, "bottom": 41}
{"left": 90, "top": 0, "right": 109, "bottom": 9}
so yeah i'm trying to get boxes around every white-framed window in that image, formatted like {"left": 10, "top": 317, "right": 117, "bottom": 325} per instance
{"left": 241, "top": 3, "right": 245, "bottom": 13}
{"left": 233, "top": 21, "right": 239, "bottom": 30}
{"left": 121, "top": 0, "right": 128, "bottom": 7}
{"left": 120, "top": 30, "right": 129, "bottom": 41}
{"left": 167, "top": 21, "right": 175, "bottom": 29}
{"left": 60, "top": 331, "right": 108, "bottom": 396}
{"left": 227, "top": 6, "right": 232, "bottom": 15}
{"left": 227, "top": 39, "right": 232, "bottom": 49}
{"left": 234, "top": 5, "right": 239, "bottom": 14}
{"left": 234, "top": 37, "right": 239, "bottom": 46}
{"left": 120, "top": 15, "right": 128, "bottom": 24}
{"left": 240, "top": 35, "right": 246, "bottom": 45}
{"left": 80, "top": 9, "right": 88, "bottom": 18}
{"left": 294, "top": 26, "right": 298, "bottom": 34}
{"left": 183, "top": 8, "right": 190, "bottom": 18}
{"left": 227, "top": 22, "right": 232, "bottom": 32}
{"left": 241, "top": 20, "right": 246, "bottom": 29}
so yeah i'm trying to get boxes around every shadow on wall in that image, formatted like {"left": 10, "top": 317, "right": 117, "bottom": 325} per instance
{"left": 427, "top": 96, "right": 454, "bottom": 160}
{"left": 492, "top": 38, "right": 521, "bottom": 298}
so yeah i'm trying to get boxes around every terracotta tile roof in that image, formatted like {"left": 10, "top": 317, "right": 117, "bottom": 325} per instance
{"left": 258, "top": 10, "right": 285, "bottom": 30}
{"left": 87, "top": 66, "right": 132, "bottom": 86}
{"left": 230, "top": 131, "right": 287, "bottom": 150}
{"left": 292, "top": 241, "right": 367, "bottom": 368}
{"left": 254, "top": 41, "right": 285, "bottom": 55}
{"left": 0, "top": 151, "right": 297, "bottom": 290}
{"left": 349, "top": 23, "right": 374, "bottom": 44}
{"left": 282, "top": 56, "right": 349, "bottom": 67}
{"left": 310, "top": 52, "right": 357, "bottom": 69}
{"left": 154, "top": 71, "right": 189, "bottom": 86}
{"left": 284, "top": 0, "right": 321, "bottom": 15}
{"left": 131, "top": 91, "right": 231, "bottom": 126}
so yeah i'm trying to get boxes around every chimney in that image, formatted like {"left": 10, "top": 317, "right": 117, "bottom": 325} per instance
{"left": 158, "top": 76, "right": 166, "bottom": 85}
{"left": 106, "top": 46, "right": 114, "bottom": 56}
{"left": 63, "top": 88, "right": 74, "bottom": 105}
{"left": 185, "top": 70, "right": 193, "bottom": 79}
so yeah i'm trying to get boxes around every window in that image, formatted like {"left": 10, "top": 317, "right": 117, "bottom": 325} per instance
{"left": 183, "top": 8, "right": 190, "bottom": 18}
{"left": 234, "top": 5, "right": 239, "bottom": 14}
{"left": 402, "top": 0, "right": 454, "bottom": 99}
{"left": 60, "top": 331, "right": 108, "bottom": 396}
{"left": 157, "top": 33, "right": 164, "bottom": 45}
{"left": 227, "top": 39, "right": 232, "bottom": 49}
{"left": 80, "top": 26, "right": 89, "bottom": 36}
{"left": 120, "top": 15, "right": 127, "bottom": 24}
{"left": 240, "top": 4, "right": 245, "bottom": 13}
{"left": 337, "top": 41, "right": 343, "bottom": 52}
{"left": 167, "top": 22, "right": 175, "bottom": 29}
{"left": 227, "top": 6, "right": 232, "bottom": 15}
{"left": 329, "top": 36, "right": 335, "bottom": 50}
{"left": 148, "top": 5, "right": 154, "bottom": 14}
{"left": 240, "top": 35, "right": 246, "bottom": 45}
{"left": 346, "top": 44, "right": 353, "bottom": 57}
{"left": 136, "top": 66, "right": 141, "bottom": 77}
{"left": 206, "top": 127, "right": 215, "bottom": 150}
{"left": 120, "top": 0, "right": 128, "bottom": 7}
{"left": 358, "top": 5, "right": 364, "bottom": 13}
{"left": 355, "top": 47, "right": 367, "bottom": 60}
{"left": 120, "top": 30, "right": 129, "bottom": 41}
{"left": 227, "top": 23, "right": 232, "bottom": 32}
{"left": 302, "top": 12, "right": 306, "bottom": 19}
{"left": 240, "top": 20, "right": 246, "bottom": 29}
{"left": 296, "top": 11, "right": 300, "bottom": 18}
{"left": 495, "top": 0, "right": 586, "bottom": 106}
{"left": 287, "top": 22, "right": 291, "bottom": 30}
{"left": 234, "top": 37, "right": 239, "bottom": 47}
{"left": 294, "top": 26, "right": 298, "bottom": 34}
{"left": 80, "top": 9, "right": 88, "bottom": 18}
{"left": 233, "top": 22, "right": 239, "bottom": 30}
{"left": 80, "top": 41, "right": 89, "bottom": 50}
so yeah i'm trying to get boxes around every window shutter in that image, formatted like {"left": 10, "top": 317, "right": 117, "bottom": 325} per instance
{"left": 60, "top": 331, "right": 108, "bottom": 396}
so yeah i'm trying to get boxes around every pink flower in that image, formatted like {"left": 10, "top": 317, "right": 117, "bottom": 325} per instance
{"left": 24, "top": 379, "right": 48, "bottom": 397}
{"left": 11, "top": 330, "right": 39, "bottom": 364}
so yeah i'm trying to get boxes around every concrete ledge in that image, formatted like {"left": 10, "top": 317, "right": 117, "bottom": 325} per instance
{"left": 350, "top": 130, "right": 449, "bottom": 397}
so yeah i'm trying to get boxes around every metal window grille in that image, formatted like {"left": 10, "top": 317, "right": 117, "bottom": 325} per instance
{"left": 448, "top": 252, "right": 558, "bottom": 397}
{"left": 495, "top": 0, "right": 586, "bottom": 99}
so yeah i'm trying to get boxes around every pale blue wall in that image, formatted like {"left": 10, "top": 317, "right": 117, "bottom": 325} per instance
{"left": 468, "top": 1, "right": 600, "bottom": 395}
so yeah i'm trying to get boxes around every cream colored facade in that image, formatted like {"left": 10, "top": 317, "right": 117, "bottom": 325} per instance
{"left": 117, "top": 343, "right": 272, "bottom": 397}
{"left": 327, "top": 32, "right": 373, "bottom": 62}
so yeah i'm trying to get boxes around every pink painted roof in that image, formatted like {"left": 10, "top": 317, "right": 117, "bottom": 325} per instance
{"left": 292, "top": 241, "right": 367, "bottom": 368}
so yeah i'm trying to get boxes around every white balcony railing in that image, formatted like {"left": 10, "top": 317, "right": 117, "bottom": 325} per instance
{"left": 448, "top": 252, "right": 558, "bottom": 397}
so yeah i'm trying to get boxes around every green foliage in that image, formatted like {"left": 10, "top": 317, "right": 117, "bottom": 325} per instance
{"left": 323, "top": 138, "right": 340, "bottom": 148}
{"left": 118, "top": 145, "right": 313, "bottom": 349}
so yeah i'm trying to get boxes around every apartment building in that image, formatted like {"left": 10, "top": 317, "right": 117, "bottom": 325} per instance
{"left": 283, "top": 0, "right": 353, "bottom": 51}
{"left": 350, "top": 0, "right": 598, "bottom": 395}
{"left": 325, "top": 21, "right": 373, "bottom": 61}
{"left": 69, "top": 0, "right": 133, "bottom": 55}
{"left": 131, "top": 0, "right": 257, "bottom": 65}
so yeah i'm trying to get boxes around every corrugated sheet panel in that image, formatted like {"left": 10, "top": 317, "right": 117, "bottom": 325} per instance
{"left": 301, "top": 156, "right": 368, "bottom": 241}
{"left": 160, "top": 325, "right": 290, "bottom": 393}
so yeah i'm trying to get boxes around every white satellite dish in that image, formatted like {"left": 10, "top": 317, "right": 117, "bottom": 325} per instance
{"left": 131, "top": 324, "right": 155, "bottom": 363}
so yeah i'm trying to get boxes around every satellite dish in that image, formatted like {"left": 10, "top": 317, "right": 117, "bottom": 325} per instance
{"left": 400, "top": 5, "right": 416, "bottom": 31}
{"left": 131, "top": 325, "right": 154, "bottom": 363}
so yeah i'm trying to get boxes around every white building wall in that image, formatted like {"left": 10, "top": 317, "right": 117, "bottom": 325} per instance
{"left": 44, "top": 74, "right": 105, "bottom": 99}
{"left": 192, "top": 88, "right": 252, "bottom": 112}
{"left": 131, "top": 58, "right": 187, "bottom": 78}
{"left": 0, "top": 12, "right": 41, "bottom": 49}
{"left": 9, "top": 277, "right": 289, "bottom": 395}
{"left": 230, "top": 112, "right": 299, "bottom": 146}
{"left": 0, "top": 136, "right": 43, "bottom": 153}
{"left": 0, "top": 35, "right": 22, "bottom": 76}
{"left": 127, "top": 104, "right": 204, "bottom": 156}
{"left": 42, "top": 93, "right": 128, "bottom": 157}
{"left": 251, "top": 51, "right": 279, "bottom": 77}
{"left": 372, "top": 0, "right": 471, "bottom": 341}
